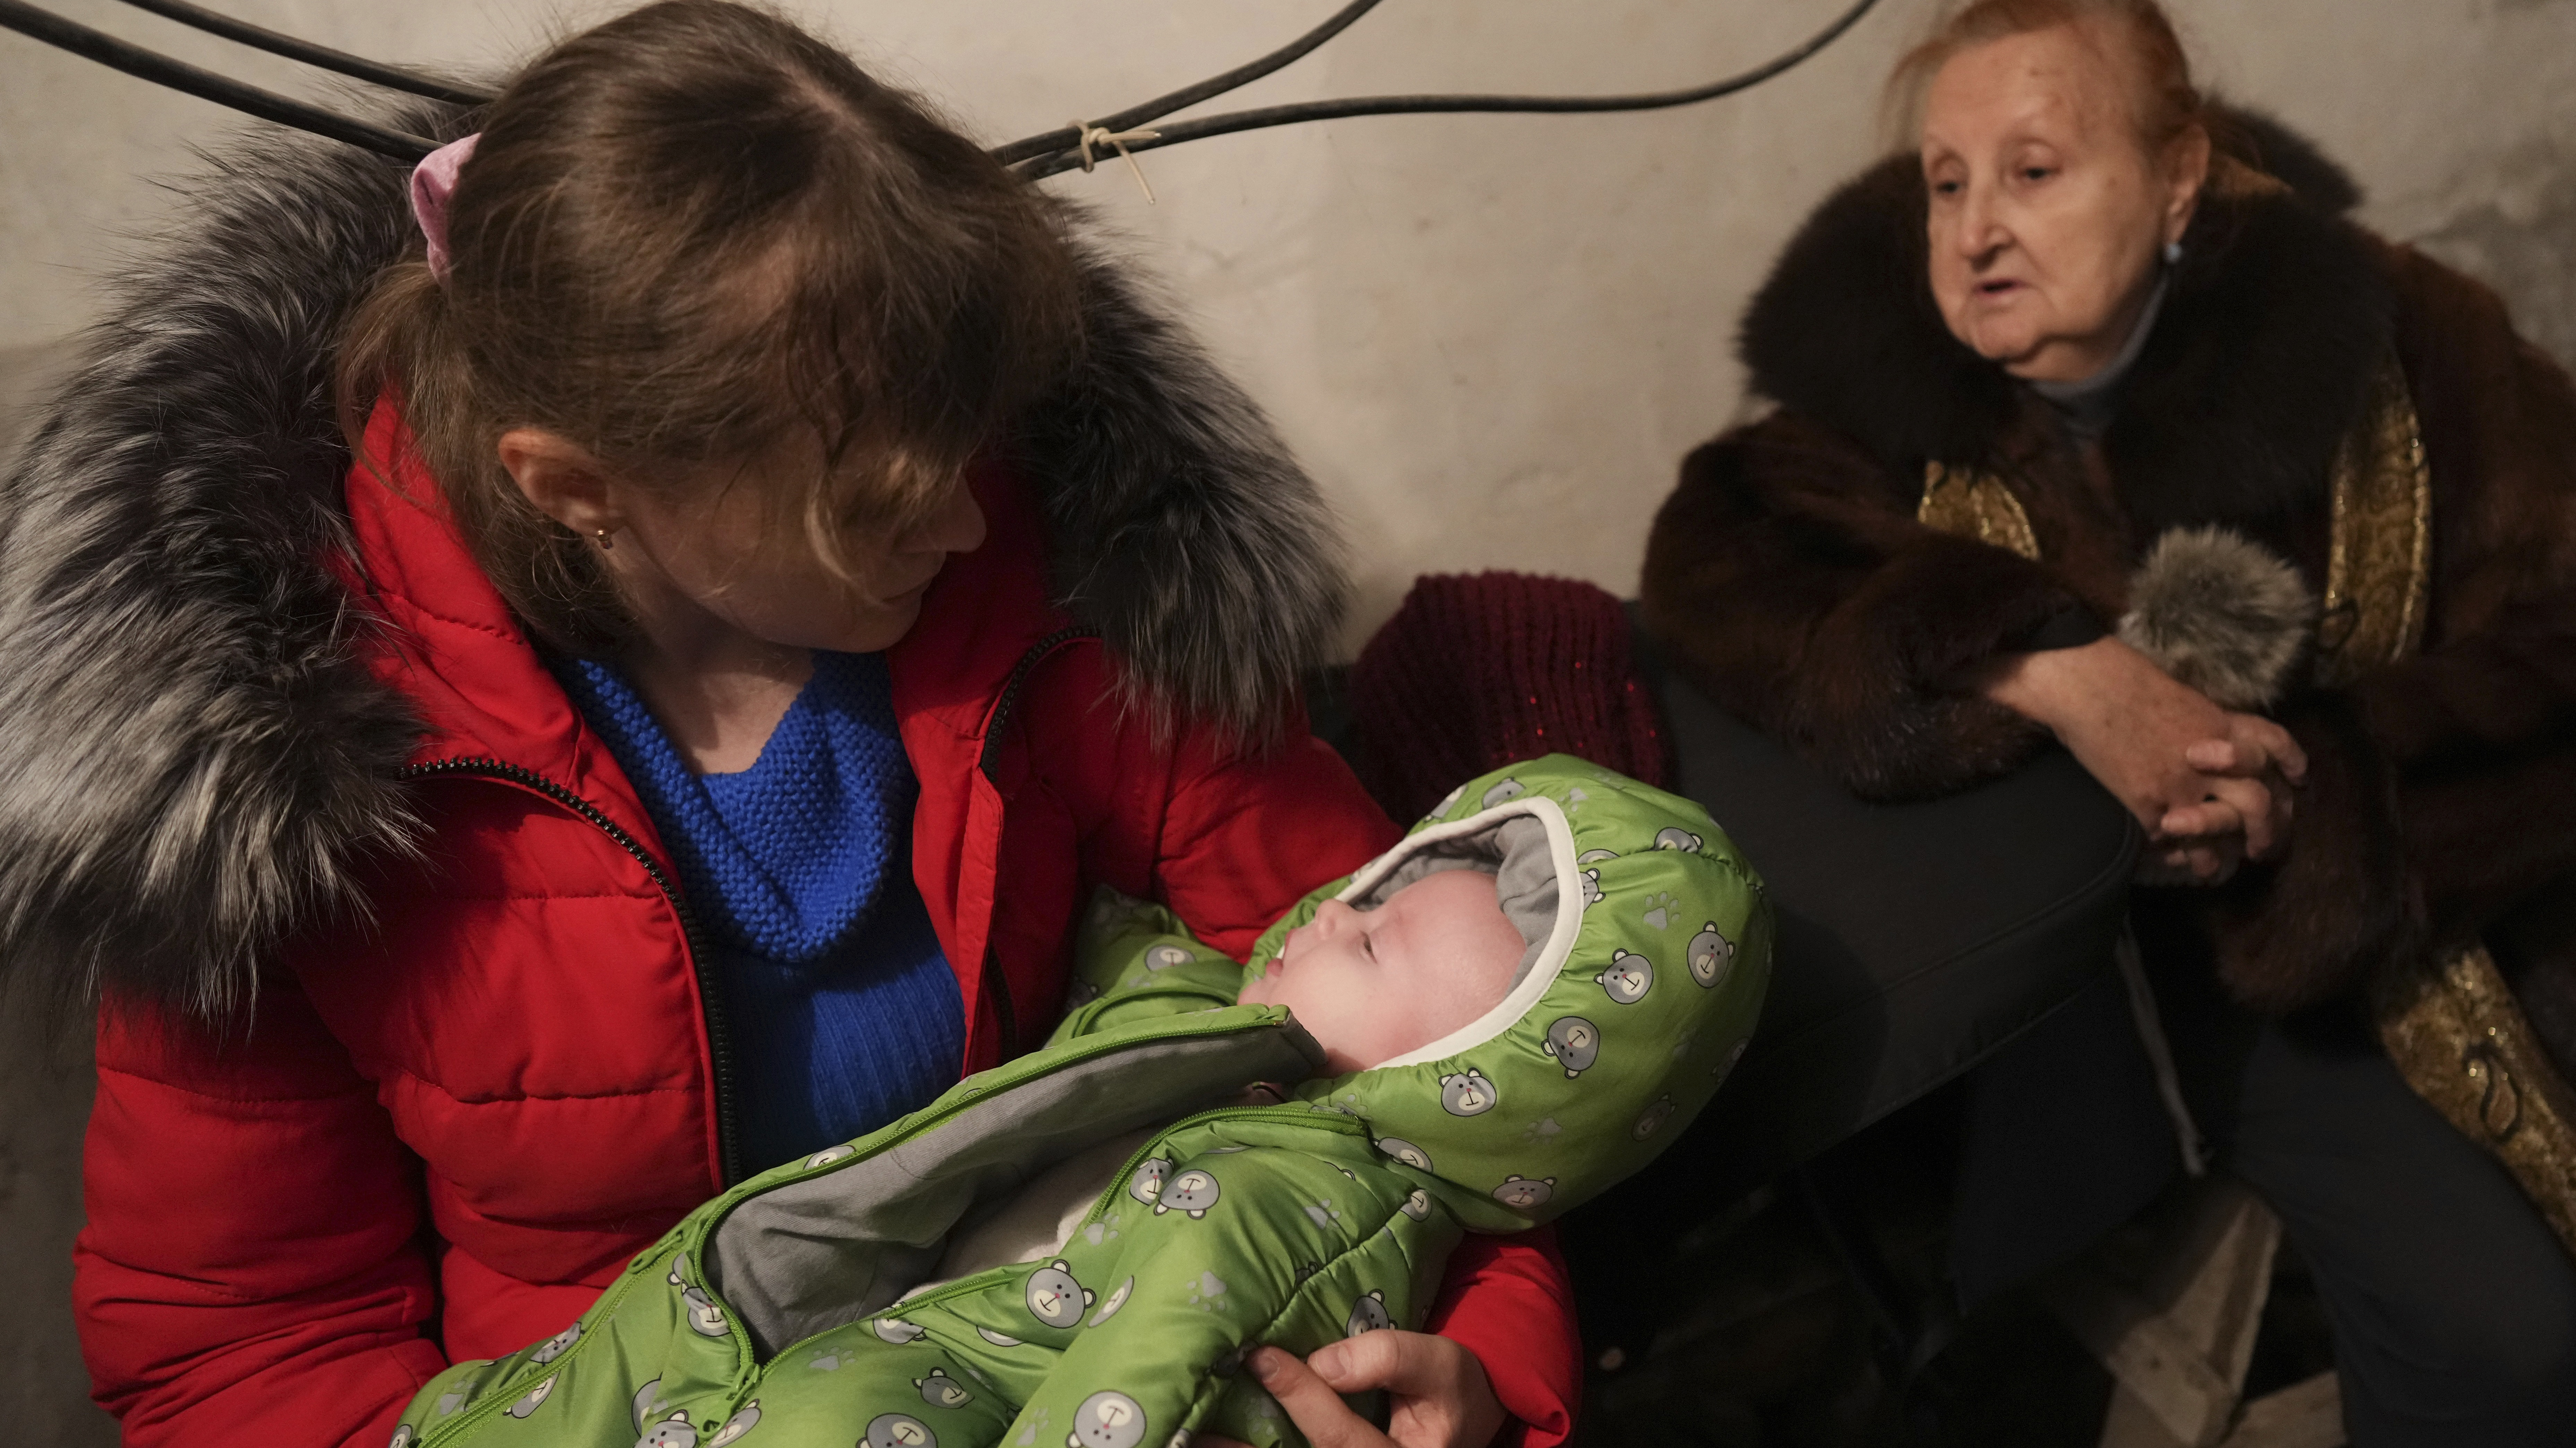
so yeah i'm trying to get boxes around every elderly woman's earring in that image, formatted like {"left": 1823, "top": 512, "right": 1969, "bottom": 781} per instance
{"left": 594, "top": 528, "right": 614, "bottom": 551}
{"left": 2164, "top": 239, "right": 2184, "bottom": 266}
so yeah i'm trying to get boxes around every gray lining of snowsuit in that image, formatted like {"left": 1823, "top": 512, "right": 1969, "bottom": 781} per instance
{"left": 703, "top": 1019, "right": 1326, "bottom": 1358}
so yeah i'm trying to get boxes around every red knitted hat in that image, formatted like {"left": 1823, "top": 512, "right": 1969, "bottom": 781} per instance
{"left": 1349, "top": 572, "right": 1670, "bottom": 822}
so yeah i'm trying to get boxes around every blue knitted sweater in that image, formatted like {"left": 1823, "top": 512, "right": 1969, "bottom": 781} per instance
{"left": 557, "top": 651, "right": 965, "bottom": 1172}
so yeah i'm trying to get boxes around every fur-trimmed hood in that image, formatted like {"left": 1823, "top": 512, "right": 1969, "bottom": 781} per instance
{"left": 0, "top": 111, "right": 1345, "bottom": 1019}
{"left": 1737, "top": 111, "right": 2394, "bottom": 533}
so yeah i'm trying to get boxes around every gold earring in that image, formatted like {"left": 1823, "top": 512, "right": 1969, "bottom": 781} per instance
{"left": 594, "top": 527, "right": 614, "bottom": 551}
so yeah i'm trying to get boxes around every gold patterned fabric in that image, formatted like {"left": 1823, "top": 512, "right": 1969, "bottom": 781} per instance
{"left": 2326, "top": 366, "right": 2576, "bottom": 1261}
{"left": 2315, "top": 358, "right": 2432, "bottom": 685}
{"left": 1917, "top": 461, "right": 2040, "bottom": 562}
{"left": 2375, "top": 945, "right": 2576, "bottom": 1256}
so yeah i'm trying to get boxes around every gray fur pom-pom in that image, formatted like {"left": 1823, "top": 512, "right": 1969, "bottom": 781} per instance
{"left": 2116, "top": 526, "right": 2315, "bottom": 709}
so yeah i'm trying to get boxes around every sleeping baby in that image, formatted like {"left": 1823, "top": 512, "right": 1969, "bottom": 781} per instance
{"left": 385, "top": 755, "right": 1770, "bottom": 1448}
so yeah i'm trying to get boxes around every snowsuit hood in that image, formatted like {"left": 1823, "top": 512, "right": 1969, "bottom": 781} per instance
{"left": 1252, "top": 755, "right": 1771, "bottom": 1230}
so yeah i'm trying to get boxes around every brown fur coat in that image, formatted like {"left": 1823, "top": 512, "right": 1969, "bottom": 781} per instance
{"left": 1640, "top": 126, "right": 2576, "bottom": 1071}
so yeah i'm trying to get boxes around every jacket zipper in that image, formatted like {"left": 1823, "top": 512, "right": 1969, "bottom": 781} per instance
{"left": 399, "top": 756, "right": 744, "bottom": 1186}
{"left": 972, "top": 624, "right": 1094, "bottom": 1060}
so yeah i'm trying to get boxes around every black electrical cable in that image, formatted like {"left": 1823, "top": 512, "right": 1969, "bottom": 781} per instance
{"left": 0, "top": 0, "right": 1884, "bottom": 180}
{"left": 0, "top": 0, "right": 439, "bottom": 160}
{"left": 113, "top": 0, "right": 495, "bottom": 106}
{"left": 1013, "top": 0, "right": 1885, "bottom": 182}
{"left": 990, "top": 0, "right": 1383, "bottom": 166}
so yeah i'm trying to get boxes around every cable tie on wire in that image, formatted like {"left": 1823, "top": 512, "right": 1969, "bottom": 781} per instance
{"left": 1070, "top": 119, "right": 1162, "bottom": 204}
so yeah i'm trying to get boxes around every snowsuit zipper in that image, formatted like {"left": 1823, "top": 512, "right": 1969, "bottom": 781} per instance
{"left": 398, "top": 756, "right": 744, "bottom": 1185}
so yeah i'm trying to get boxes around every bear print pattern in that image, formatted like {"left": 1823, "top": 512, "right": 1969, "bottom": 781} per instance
{"left": 1596, "top": 950, "right": 1652, "bottom": 1004}
{"left": 1481, "top": 778, "right": 1526, "bottom": 809}
{"left": 874, "top": 1318, "right": 928, "bottom": 1344}
{"left": 529, "top": 1322, "right": 580, "bottom": 1364}
{"left": 1144, "top": 944, "right": 1195, "bottom": 971}
{"left": 804, "top": 1143, "right": 856, "bottom": 1169}
{"left": 1069, "top": 1389, "right": 1148, "bottom": 1448}
{"left": 1654, "top": 828, "right": 1704, "bottom": 853}
{"left": 1376, "top": 1137, "right": 1434, "bottom": 1171}
{"left": 707, "top": 1402, "right": 761, "bottom": 1447}
{"left": 1492, "top": 1176, "right": 1556, "bottom": 1210}
{"left": 1687, "top": 923, "right": 1734, "bottom": 989}
{"left": 682, "top": 1286, "right": 729, "bottom": 1339}
{"left": 916, "top": 1369, "right": 973, "bottom": 1409}
{"left": 503, "top": 1375, "right": 556, "bottom": 1420}
{"left": 1579, "top": 868, "right": 1604, "bottom": 908}
{"left": 1154, "top": 1169, "right": 1222, "bottom": 1218}
{"left": 1543, "top": 1016, "right": 1601, "bottom": 1077}
{"left": 387, "top": 1427, "right": 416, "bottom": 1448}
{"left": 634, "top": 1379, "right": 673, "bottom": 1430}
{"left": 1346, "top": 1290, "right": 1393, "bottom": 1337}
{"left": 636, "top": 1413, "right": 697, "bottom": 1448}
{"left": 1127, "top": 1157, "right": 1171, "bottom": 1206}
{"left": 1439, "top": 1070, "right": 1498, "bottom": 1116}
{"left": 1632, "top": 1095, "right": 1677, "bottom": 1140}
{"left": 1089, "top": 1276, "right": 1135, "bottom": 1325}
{"left": 867, "top": 1412, "right": 937, "bottom": 1448}
{"left": 1025, "top": 1260, "right": 1095, "bottom": 1329}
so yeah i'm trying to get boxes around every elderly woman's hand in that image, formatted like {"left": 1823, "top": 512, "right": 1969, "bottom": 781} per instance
{"left": 1984, "top": 639, "right": 2301, "bottom": 879}
{"left": 2157, "top": 711, "right": 2305, "bottom": 841}
{"left": 1193, "top": 1334, "right": 1508, "bottom": 1448}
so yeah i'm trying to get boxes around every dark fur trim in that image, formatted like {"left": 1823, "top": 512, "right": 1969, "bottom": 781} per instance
{"left": 1739, "top": 128, "right": 2394, "bottom": 528}
{"left": 0, "top": 114, "right": 454, "bottom": 1023}
{"left": 2117, "top": 525, "right": 2314, "bottom": 708}
{"left": 1737, "top": 158, "right": 2022, "bottom": 473}
{"left": 0, "top": 119, "right": 1344, "bottom": 1018}
{"left": 1639, "top": 415, "right": 2067, "bottom": 803}
{"left": 2102, "top": 178, "right": 2392, "bottom": 529}
{"left": 1015, "top": 238, "right": 1344, "bottom": 741}
{"left": 2219, "top": 105, "right": 2365, "bottom": 215}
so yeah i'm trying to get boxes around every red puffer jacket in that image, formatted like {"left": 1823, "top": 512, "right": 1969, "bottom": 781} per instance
{"left": 74, "top": 427, "right": 1579, "bottom": 1447}
{"left": 1, "top": 127, "right": 1577, "bottom": 1448}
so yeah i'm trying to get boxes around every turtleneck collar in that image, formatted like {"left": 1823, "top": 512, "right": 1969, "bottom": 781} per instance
{"left": 2027, "top": 274, "right": 2170, "bottom": 440}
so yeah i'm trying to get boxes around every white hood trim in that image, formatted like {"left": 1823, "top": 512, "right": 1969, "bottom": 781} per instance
{"left": 1358, "top": 796, "right": 1581, "bottom": 1071}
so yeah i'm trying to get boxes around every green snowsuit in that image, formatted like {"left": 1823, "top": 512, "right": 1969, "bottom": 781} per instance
{"left": 387, "top": 756, "right": 1769, "bottom": 1448}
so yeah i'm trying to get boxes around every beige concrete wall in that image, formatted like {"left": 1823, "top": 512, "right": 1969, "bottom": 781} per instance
{"left": 2, "top": 0, "right": 2574, "bottom": 1432}
{"left": 6, "top": 1, "right": 2575, "bottom": 641}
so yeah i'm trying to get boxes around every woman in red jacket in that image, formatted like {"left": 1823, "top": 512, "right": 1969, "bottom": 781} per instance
{"left": 3, "top": 5, "right": 1577, "bottom": 1443}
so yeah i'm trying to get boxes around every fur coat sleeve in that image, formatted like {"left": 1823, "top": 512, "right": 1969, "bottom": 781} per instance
{"left": 1639, "top": 408, "right": 2080, "bottom": 803}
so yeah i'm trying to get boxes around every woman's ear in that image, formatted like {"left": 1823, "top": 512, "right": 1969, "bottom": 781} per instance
{"left": 497, "top": 428, "right": 620, "bottom": 537}
{"left": 2162, "top": 124, "right": 2214, "bottom": 247}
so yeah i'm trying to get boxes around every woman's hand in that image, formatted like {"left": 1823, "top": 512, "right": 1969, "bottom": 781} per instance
{"left": 2136, "top": 716, "right": 2306, "bottom": 882}
{"left": 1982, "top": 638, "right": 2302, "bottom": 880}
{"left": 1196, "top": 1333, "right": 1509, "bottom": 1448}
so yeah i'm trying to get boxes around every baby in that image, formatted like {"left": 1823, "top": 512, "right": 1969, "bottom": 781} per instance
{"left": 388, "top": 755, "right": 1769, "bottom": 1448}
{"left": 919, "top": 866, "right": 1527, "bottom": 1294}
{"left": 1242, "top": 868, "right": 1532, "bottom": 1074}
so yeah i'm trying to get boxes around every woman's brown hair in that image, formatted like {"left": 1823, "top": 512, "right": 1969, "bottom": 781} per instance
{"left": 1885, "top": 0, "right": 2210, "bottom": 155}
{"left": 337, "top": 0, "right": 1080, "bottom": 653}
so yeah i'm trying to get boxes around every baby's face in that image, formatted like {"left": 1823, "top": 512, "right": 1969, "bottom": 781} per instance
{"left": 1238, "top": 869, "right": 1524, "bottom": 1074}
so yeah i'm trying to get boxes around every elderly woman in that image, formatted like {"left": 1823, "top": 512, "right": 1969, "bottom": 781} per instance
{"left": 1641, "top": 0, "right": 2576, "bottom": 1440}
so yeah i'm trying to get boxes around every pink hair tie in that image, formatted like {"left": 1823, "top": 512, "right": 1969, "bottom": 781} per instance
{"left": 409, "top": 133, "right": 480, "bottom": 281}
